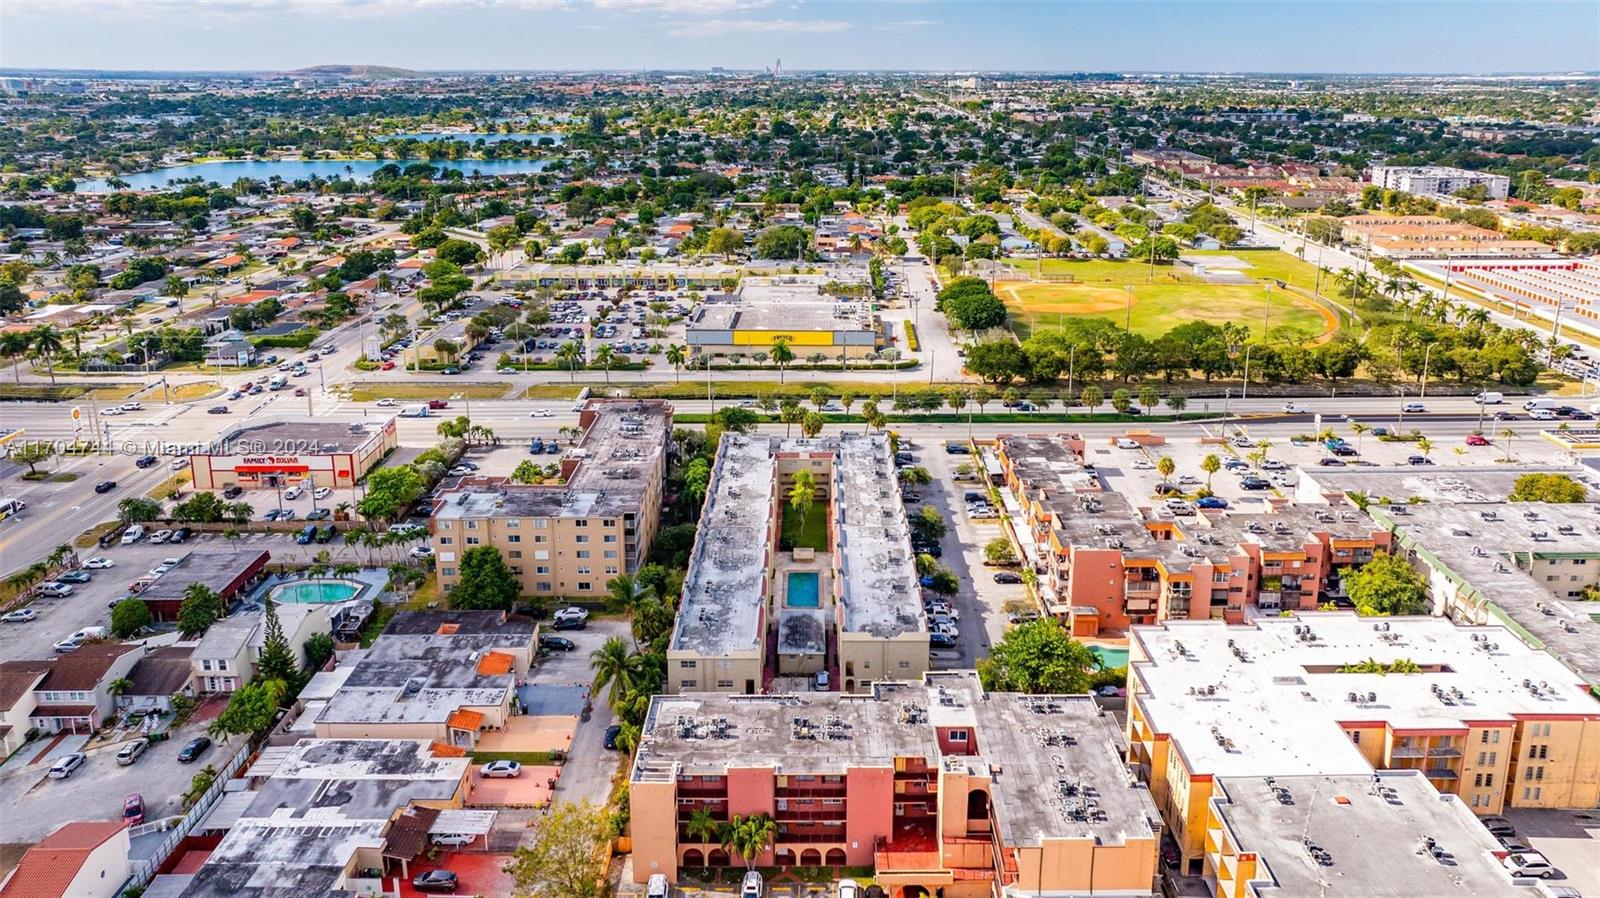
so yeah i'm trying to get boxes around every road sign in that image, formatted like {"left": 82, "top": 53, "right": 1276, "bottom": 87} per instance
{"left": 70, "top": 406, "right": 82, "bottom": 421}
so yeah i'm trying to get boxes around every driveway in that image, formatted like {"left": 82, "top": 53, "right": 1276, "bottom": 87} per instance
{"left": 903, "top": 440, "right": 1006, "bottom": 669}
{"left": 533, "top": 616, "right": 627, "bottom": 809}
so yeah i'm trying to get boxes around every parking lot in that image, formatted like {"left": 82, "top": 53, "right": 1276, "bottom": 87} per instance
{"left": 0, "top": 703, "right": 234, "bottom": 844}
{"left": 1503, "top": 807, "right": 1600, "bottom": 895}
{"left": 529, "top": 615, "right": 626, "bottom": 808}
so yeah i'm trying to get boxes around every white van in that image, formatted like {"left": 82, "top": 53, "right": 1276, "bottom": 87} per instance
{"left": 268, "top": 375, "right": 288, "bottom": 391}
{"left": 398, "top": 404, "right": 429, "bottom": 418}
{"left": 1474, "top": 391, "right": 1503, "bottom": 405}
{"left": 121, "top": 524, "right": 146, "bottom": 545}
{"left": 1523, "top": 398, "right": 1556, "bottom": 411}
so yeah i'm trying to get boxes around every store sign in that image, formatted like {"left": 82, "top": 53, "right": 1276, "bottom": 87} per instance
{"left": 242, "top": 456, "right": 306, "bottom": 466}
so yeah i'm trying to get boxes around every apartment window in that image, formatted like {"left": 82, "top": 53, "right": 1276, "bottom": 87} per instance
{"left": 679, "top": 661, "right": 698, "bottom": 669}
{"left": 439, "top": 537, "right": 454, "bottom": 546}
{"left": 441, "top": 567, "right": 456, "bottom": 577}
{"left": 716, "top": 680, "right": 735, "bottom": 688}
{"left": 534, "top": 519, "right": 549, "bottom": 529}
{"left": 1477, "top": 752, "right": 1486, "bottom": 765}
{"left": 604, "top": 534, "right": 617, "bottom": 543}
{"left": 1539, "top": 723, "right": 1552, "bottom": 737}
{"left": 949, "top": 730, "right": 969, "bottom": 743}
{"left": 1533, "top": 744, "right": 1548, "bottom": 760}
{"left": 510, "top": 567, "right": 523, "bottom": 576}
{"left": 535, "top": 566, "right": 550, "bottom": 575}
{"left": 604, "top": 550, "right": 618, "bottom": 559}
{"left": 681, "top": 680, "right": 698, "bottom": 689}
{"left": 605, "top": 566, "right": 619, "bottom": 575}
{"left": 201, "top": 659, "right": 213, "bottom": 671}
{"left": 465, "top": 537, "right": 480, "bottom": 546}
{"left": 216, "top": 660, "right": 228, "bottom": 671}
{"left": 576, "top": 550, "right": 591, "bottom": 559}
{"left": 577, "top": 581, "right": 592, "bottom": 591}
{"left": 509, "top": 551, "right": 522, "bottom": 559}
{"left": 507, "top": 535, "right": 521, "bottom": 543}
{"left": 537, "top": 582, "right": 553, "bottom": 592}
{"left": 534, "top": 535, "right": 548, "bottom": 544}
{"left": 899, "top": 661, "right": 911, "bottom": 669}
{"left": 506, "top": 519, "right": 520, "bottom": 529}
{"left": 603, "top": 519, "right": 616, "bottom": 528}
{"left": 1488, "top": 752, "right": 1497, "bottom": 766}
{"left": 1474, "top": 774, "right": 1485, "bottom": 788}
{"left": 576, "top": 566, "right": 591, "bottom": 575}
{"left": 466, "top": 521, "right": 478, "bottom": 530}
{"left": 574, "top": 519, "right": 589, "bottom": 528}
{"left": 1535, "top": 767, "right": 1544, "bottom": 781}
{"left": 575, "top": 535, "right": 590, "bottom": 544}
{"left": 1523, "top": 786, "right": 1542, "bottom": 801}
{"left": 1350, "top": 731, "right": 1361, "bottom": 744}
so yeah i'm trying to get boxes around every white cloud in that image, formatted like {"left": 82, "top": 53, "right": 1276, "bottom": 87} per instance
{"left": 591, "top": 0, "right": 774, "bottom": 12}
{"left": 4, "top": 0, "right": 571, "bottom": 21}
{"left": 667, "top": 16, "right": 849, "bottom": 37}
{"left": 874, "top": 18, "right": 936, "bottom": 30}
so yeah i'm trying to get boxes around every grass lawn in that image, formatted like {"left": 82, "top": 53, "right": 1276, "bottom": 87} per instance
{"left": 0, "top": 383, "right": 141, "bottom": 401}
{"left": 168, "top": 382, "right": 224, "bottom": 402}
{"left": 631, "top": 380, "right": 915, "bottom": 401}
{"left": 1002, "top": 280, "right": 1333, "bottom": 341}
{"left": 522, "top": 383, "right": 585, "bottom": 400}
{"left": 780, "top": 502, "right": 829, "bottom": 552}
{"left": 345, "top": 382, "right": 511, "bottom": 402}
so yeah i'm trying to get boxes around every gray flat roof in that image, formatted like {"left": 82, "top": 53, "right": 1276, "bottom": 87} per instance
{"left": 317, "top": 623, "right": 532, "bottom": 727}
{"left": 221, "top": 419, "right": 389, "bottom": 454}
{"left": 1374, "top": 501, "right": 1600, "bottom": 686}
{"left": 633, "top": 671, "right": 1156, "bottom": 847}
{"left": 833, "top": 435, "right": 924, "bottom": 638}
{"left": 1297, "top": 464, "right": 1594, "bottom": 505}
{"left": 689, "top": 300, "right": 875, "bottom": 335}
{"left": 434, "top": 400, "right": 669, "bottom": 521}
{"left": 138, "top": 548, "right": 269, "bottom": 602}
{"left": 1211, "top": 771, "right": 1540, "bottom": 897}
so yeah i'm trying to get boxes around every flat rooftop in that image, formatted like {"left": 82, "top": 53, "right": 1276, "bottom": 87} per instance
{"left": 316, "top": 619, "right": 533, "bottom": 727}
{"left": 434, "top": 399, "right": 669, "bottom": 521}
{"left": 1211, "top": 771, "right": 1539, "bottom": 898}
{"left": 137, "top": 548, "right": 269, "bottom": 602}
{"left": 1296, "top": 465, "right": 1596, "bottom": 506}
{"left": 833, "top": 434, "right": 924, "bottom": 638}
{"left": 1373, "top": 501, "right": 1600, "bottom": 686}
{"left": 181, "top": 818, "right": 383, "bottom": 897}
{"left": 1131, "top": 613, "right": 1600, "bottom": 778}
{"left": 671, "top": 433, "right": 775, "bottom": 657}
{"left": 219, "top": 419, "right": 389, "bottom": 454}
{"left": 633, "top": 672, "right": 1156, "bottom": 847}
{"left": 244, "top": 739, "right": 465, "bottom": 823}
{"left": 689, "top": 300, "right": 875, "bottom": 335}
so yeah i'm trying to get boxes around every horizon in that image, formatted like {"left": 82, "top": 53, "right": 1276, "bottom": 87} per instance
{"left": 3, "top": 0, "right": 1597, "bottom": 75}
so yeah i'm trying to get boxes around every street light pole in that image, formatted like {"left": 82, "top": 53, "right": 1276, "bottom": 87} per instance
{"left": 1240, "top": 345, "right": 1254, "bottom": 402}
{"left": 1419, "top": 343, "right": 1435, "bottom": 399}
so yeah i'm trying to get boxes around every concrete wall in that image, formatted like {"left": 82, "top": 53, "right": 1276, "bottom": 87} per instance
{"left": 837, "top": 631, "right": 929, "bottom": 693}
{"left": 629, "top": 778, "right": 679, "bottom": 882}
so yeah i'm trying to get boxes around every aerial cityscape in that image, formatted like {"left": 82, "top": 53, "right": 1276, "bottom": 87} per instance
{"left": 1, "top": 2, "right": 1599, "bottom": 897}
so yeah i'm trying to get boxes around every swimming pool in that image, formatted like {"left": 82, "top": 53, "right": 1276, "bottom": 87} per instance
{"left": 269, "top": 579, "right": 363, "bottom": 605}
{"left": 787, "top": 571, "right": 821, "bottom": 608}
{"left": 1091, "top": 646, "right": 1130, "bottom": 670}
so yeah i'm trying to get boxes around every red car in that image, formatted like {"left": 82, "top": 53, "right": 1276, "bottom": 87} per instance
{"left": 123, "top": 793, "right": 145, "bottom": 825}
{"left": 1465, "top": 434, "right": 1491, "bottom": 446}
{"left": 427, "top": 399, "right": 449, "bottom": 409}
{"left": 380, "top": 361, "right": 395, "bottom": 370}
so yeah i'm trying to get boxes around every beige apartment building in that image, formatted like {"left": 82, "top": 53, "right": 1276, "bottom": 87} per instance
{"left": 668, "top": 433, "right": 927, "bottom": 695}
{"left": 431, "top": 400, "right": 670, "bottom": 599}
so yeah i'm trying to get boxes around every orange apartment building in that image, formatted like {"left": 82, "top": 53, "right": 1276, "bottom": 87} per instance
{"left": 995, "top": 435, "right": 1390, "bottom": 636}
{"left": 1125, "top": 613, "right": 1600, "bottom": 877}
{"left": 631, "top": 671, "right": 1162, "bottom": 898}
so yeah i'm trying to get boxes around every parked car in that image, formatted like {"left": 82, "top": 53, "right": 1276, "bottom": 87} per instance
{"left": 482, "top": 759, "right": 522, "bottom": 778}
{"left": 648, "top": 873, "right": 671, "bottom": 898}
{"left": 94, "top": 480, "right": 117, "bottom": 494}
{"left": 56, "top": 570, "right": 92, "bottom": 584}
{"left": 1240, "top": 477, "right": 1271, "bottom": 490}
{"left": 540, "top": 635, "right": 576, "bottom": 652}
{"left": 37, "top": 582, "right": 75, "bottom": 597}
{"left": 123, "top": 793, "right": 145, "bottom": 825}
{"left": 412, "top": 870, "right": 460, "bottom": 893}
{"left": 429, "top": 833, "right": 476, "bottom": 848}
{"left": 603, "top": 724, "right": 622, "bottom": 750}
{"left": 1466, "top": 434, "right": 1491, "bottom": 446}
{"left": 741, "top": 870, "right": 764, "bottom": 898}
{"left": 1501, "top": 852, "right": 1558, "bottom": 879}
{"left": 223, "top": 485, "right": 243, "bottom": 499}
{"left": 1480, "top": 816, "right": 1516, "bottom": 838}
{"left": 116, "top": 738, "right": 149, "bottom": 766}
{"left": 177, "top": 736, "right": 212, "bottom": 763}
{"left": 1196, "top": 496, "right": 1229, "bottom": 509}
{"left": 2, "top": 608, "right": 38, "bottom": 623}
{"left": 993, "top": 571, "right": 1023, "bottom": 584}
{"left": 49, "top": 753, "right": 87, "bottom": 779}
{"left": 84, "top": 556, "right": 114, "bottom": 569}
{"left": 838, "top": 880, "right": 859, "bottom": 898}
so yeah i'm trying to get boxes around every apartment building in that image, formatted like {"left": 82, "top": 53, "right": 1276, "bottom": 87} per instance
{"left": 1338, "top": 214, "right": 1550, "bottom": 260}
{"left": 997, "top": 435, "right": 1389, "bottom": 635}
{"left": 432, "top": 400, "right": 670, "bottom": 599}
{"left": 668, "top": 433, "right": 927, "bottom": 695}
{"left": 1368, "top": 166, "right": 1511, "bottom": 200}
{"left": 312, "top": 611, "right": 535, "bottom": 747}
{"left": 1372, "top": 501, "right": 1600, "bottom": 689}
{"left": 1204, "top": 771, "right": 1544, "bottom": 898}
{"left": 1125, "top": 614, "right": 1600, "bottom": 875}
{"left": 631, "top": 671, "right": 1161, "bottom": 898}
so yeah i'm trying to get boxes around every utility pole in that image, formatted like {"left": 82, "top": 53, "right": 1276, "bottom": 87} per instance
{"left": 1419, "top": 343, "right": 1435, "bottom": 399}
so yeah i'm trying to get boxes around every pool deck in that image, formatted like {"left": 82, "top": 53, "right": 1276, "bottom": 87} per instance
{"left": 774, "top": 551, "right": 833, "bottom": 611}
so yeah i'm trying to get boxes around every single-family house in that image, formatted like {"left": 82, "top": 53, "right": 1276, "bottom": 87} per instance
{"left": 191, "top": 605, "right": 330, "bottom": 695}
{"left": 0, "top": 821, "right": 132, "bottom": 898}
{"left": 28, "top": 643, "right": 144, "bottom": 735}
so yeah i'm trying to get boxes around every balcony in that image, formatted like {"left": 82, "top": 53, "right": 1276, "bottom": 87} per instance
{"left": 676, "top": 780, "right": 728, "bottom": 797}
{"left": 1427, "top": 746, "right": 1462, "bottom": 758}
{"left": 775, "top": 808, "right": 848, "bottom": 823}
{"left": 895, "top": 780, "right": 936, "bottom": 796}
{"left": 1390, "top": 745, "right": 1426, "bottom": 759}
{"left": 776, "top": 783, "right": 847, "bottom": 799}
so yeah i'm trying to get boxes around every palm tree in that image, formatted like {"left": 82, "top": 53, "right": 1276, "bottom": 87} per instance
{"left": 108, "top": 677, "right": 133, "bottom": 700}
{"left": 666, "top": 344, "right": 686, "bottom": 382}
{"left": 589, "top": 636, "right": 638, "bottom": 711}
{"left": 1499, "top": 428, "right": 1517, "bottom": 462}
{"left": 684, "top": 808, "right": 725, "bottom": 845}
{"left": 1349, "top": 421, "right": 1370, "bottom": 454}
{"left": 789, "top": 470, "right": 817, "bottom": 518}
{"left": 1416, "top": 437, "right": 1433, "bottom": 460}
{"left": 605, "top": 573, "right": 654, "bottom": 617}
{"left": 555, "top": 342, "right": 582, "bottom": 382}
{"left": 723, "top": 814, "right": 778, "bottom": 869}
{"left": 1, "top": 331, "right": 31, "bottom": 383}
{"left": 1200, "top": 453, "right": 1221, "bottom": 490}
{"left": 770, "top": 336, "right": 795, "bottom": 383}
{"left": 29, "top": 326, "right": 63, "bottom": 384}
{"left": 593, "top": 344, "right": 616, "bottom": 383}
{"left": 1156, "top": 456, "right": 1175, "bottom": 489}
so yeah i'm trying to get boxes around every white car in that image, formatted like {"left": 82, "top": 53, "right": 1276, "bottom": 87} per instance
{"left": 1529, "top": 409, "right": 1556, "bottom": 421}
{"left": 101, "top": 406, "right": 124, "bottom": 416}
{"left": 283, "top": 485, "right": 304, "bottom": 500}
{"left": 409, "top": 546, "right": 435, "bottom": 559}
{"left": 48, "top": 753, "right": 86, "bottom": 779}
{"left": 170, "top": 458, "right": 189, "bottom": 470}
{"left": 2, "top": 608, "right": 38, "bottom": 623}
{"left": 530, "top": 409, "right": 553, "bottom": 417}
{"left": 313, "top": 487, "right": 331, "bottom": 500}
{"left": 741, "top": 871, "right": 763, "bottom": 898}
{"left": 647, "top": 873, "right": 670, "bottom": 898}
{"left": 1501, "top": 852, "right": 1558, "bottom": 879}
{"left": 1115, "top": 438, "right": 1141, "bottom": 450}
{"left": 1177, "top": 474, "right": 1201, "bottom": 485}
{"left": 120, "top": 402, "right": 142, "bottom": 411}
{"left": 149, "top": 529, "right": 173, "bottom": 545}
{"left": 1131, "top": 458, "right": 1154, "bottom": 470}
{"left": 553, "top": 606, "right": 590, "bottom": 624}
{"left": 1402, "top": 403, "right": 1426, "bottom": 413}
{"left": 481, "top": 759, "right": 522, "bottom": 778}
{"left": 838, "top": 880, "right": 859, "bottom": 898}
{"left": 52, "top": 637, "right": 83, "bottom": 653}
{"left": 1281, "top": 402, "right": 1303, "bottom": 413}
{"left": 375, "top": 398, "right": 398, "bottom": 407}
{"left": 83, "top": 557, "right": 114, "bottom": 569}
{"left": 36, "top": 582, "right": 75, "bottom": 597}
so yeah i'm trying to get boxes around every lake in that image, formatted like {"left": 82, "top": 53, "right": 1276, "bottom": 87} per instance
{"left": 382, "top": 131, "right": 564, "bottom": 145}
{"left": 80, "top": 157, "right": 550, "bottom": 192}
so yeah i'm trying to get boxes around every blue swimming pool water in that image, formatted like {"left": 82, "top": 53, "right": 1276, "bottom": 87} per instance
{"left": 787, "top": 571, "right": 821, "bottom": 608}
{"left": 269, "top": 579, "right": 362, "bottom": 605}
{"left": 1091, "top": 645, "right": 1130, "bottom": 670}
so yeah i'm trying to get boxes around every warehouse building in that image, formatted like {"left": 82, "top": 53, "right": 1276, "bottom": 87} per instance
{"left": 190, "top": 417, "right": 398, "bottom": 492}
{"left": 686, "top": 275, "right": 880, "bottom": 359}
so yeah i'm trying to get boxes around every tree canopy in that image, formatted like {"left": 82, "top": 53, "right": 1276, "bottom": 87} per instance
{"left": 977, "top": 619, "right": 1097, "bottom": 693}
{"left": 1344, "top": 551, "right": 1430, "bottom": 617}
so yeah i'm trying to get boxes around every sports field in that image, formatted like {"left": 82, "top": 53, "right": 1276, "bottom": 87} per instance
{"left": 1000, "top": 249, "right": 1337, "bottom": 341}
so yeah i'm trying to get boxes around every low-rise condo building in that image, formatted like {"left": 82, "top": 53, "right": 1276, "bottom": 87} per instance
{"left": 431, "top": 400, "right": 671, "bottom": 599}
{"left": 669, "top": 433, "right": 927, "bottom": 694}
{"left": 1126, "top": 613, "right": 1600, "bottom": 875}
{"left": 631, "top": 670, "right": 1162, "bottom": 897}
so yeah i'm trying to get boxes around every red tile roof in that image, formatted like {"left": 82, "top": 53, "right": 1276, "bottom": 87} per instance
{"left": 0, "top": 821, "right": 127, "bottom": 898}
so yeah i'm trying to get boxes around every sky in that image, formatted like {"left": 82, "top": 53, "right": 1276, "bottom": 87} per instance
{"left": 1, "top": 0, "right": 1596, "bottom": 75}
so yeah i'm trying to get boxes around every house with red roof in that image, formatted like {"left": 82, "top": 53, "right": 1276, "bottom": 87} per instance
{"left": 0, "top": 821, "right": 131, "bottom": 898}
